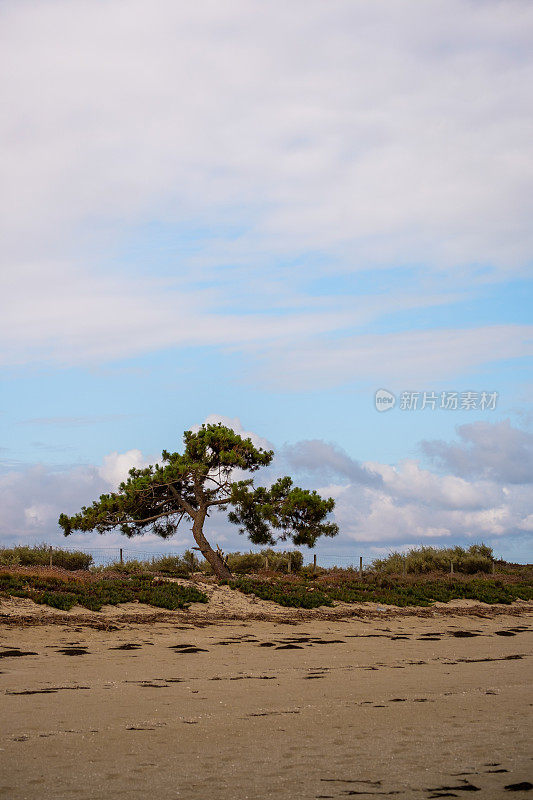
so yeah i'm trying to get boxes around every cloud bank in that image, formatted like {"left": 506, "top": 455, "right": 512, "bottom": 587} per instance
{"left": 1, "top": 419, "right": 530, "bottom": 559}
{"left": 1, "top": 0, "right": 532, "bottom": 387}
{"left": 3, "top": 1, "right": 531, "bottom": 269}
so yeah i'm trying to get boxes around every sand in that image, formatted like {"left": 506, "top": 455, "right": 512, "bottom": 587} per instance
{"left": 0, "top": 597, "right": 532, "bottom": 799}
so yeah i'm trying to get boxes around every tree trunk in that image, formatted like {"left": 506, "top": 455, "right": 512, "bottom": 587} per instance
{"left": 192, "top": 510, "right": 233, "bottom": 580}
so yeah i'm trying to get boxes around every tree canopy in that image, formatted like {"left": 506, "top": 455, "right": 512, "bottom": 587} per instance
{"left": 59, "top": 423, "right": 339, "bottom": 578}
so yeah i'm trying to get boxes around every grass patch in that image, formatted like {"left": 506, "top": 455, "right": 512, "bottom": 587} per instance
{"left": 224, "top": 577, "right": 334, "bottom": 608}
{"left": 371, "top": 544, "right": 496, "bottom": 575}
{"left": 94, "top": 550, "right": 202, "bottom": 578}
{"left": 224, "top": 574, "right": 533, "bottom": 608}
{"left": 0, "top": 571, "right": 208, "bottom": 611}
{"left": 91, "top": 548, "right": 304, "bottom": 577}
{"left": 0, "top": 544, "right": 93, "bottom": 571}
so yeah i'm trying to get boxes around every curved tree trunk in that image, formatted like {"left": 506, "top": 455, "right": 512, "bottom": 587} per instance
{"left": 192, "top": 510, "right": 232, "bottom": 580}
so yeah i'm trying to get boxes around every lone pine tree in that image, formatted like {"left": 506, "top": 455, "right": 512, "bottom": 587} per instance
{"left": 59, "top": 423, "right": 339, "bottom": 579}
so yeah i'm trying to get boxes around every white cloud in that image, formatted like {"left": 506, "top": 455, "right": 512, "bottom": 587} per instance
{"left": 98, "top": 449, "right": 149, "bottom": 488}
{"left": 282, "top": 421, "right": 533, "bottom": 546}
{"left": 0, "top": 259, "right": 364, "bottom": 367}
{"left": 2, "top": 1, "right": 532, "bottom": 268}
{"left": 0, "top": 0, "right": 532, "bottom": 379}
{"left": 0, "top": 463, "right": 108, "bottom": 541}
{"left": 367, "top": 459, "right": 502, "bottom": 511}
{"left": 422, "top": 419, "right": 533, "bottom": 484}
{"left": 328, "top": 478, "right": 529, "bottom": 545}
{"left": 284, "top": 439, "right": 381, "bottom": 486}
{"left": 519, "top": 514, "right": 533, "bottom": 532}
{"left": 24, "top": 503, "right": 56, "bottom": 528}
{"left": 251, "top": 325, "right": 533, "bottom": 390}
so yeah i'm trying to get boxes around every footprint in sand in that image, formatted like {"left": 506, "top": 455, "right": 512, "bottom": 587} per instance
{"left": 504, "top": 783, "right": 533, "bottom": 792}
{"left": 0, "top": 649, "right": 38, "bottom": 658}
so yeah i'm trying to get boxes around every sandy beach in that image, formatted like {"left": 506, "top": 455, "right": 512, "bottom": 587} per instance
{"left": 1, "top": 597, "right": 532, "bottom": 800}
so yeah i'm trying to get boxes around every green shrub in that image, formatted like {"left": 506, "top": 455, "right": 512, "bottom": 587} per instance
{"left": 0, "top": 571, "right": 208, "bottom": 611}
{"left": 224, "top": 573, "right": 533, "bottom": 608}
{"left": 213, "top": 549, "right": 303, "bottom": 575}
{"left": 372, "top": 545, "right": 494, "bottom": 575}
{"left": 300, "top": 564, "right": 326, "bottom": 577}
{"left": 96, "top": 559, "right": 152, "bottom": 575}
{"left": 226, "top": 552, "right": 265, "bottom": 574}
{"left": 226, "top": 577, "right": 333, "bottom": 608}
{"left": 0, "top": 544, "right": 92, "bottom": 571}
{"left": 151, "top": 550, "right": 201, "bottom": 576}
{"left": 94, "top": 550, "right": 201, "bottom": 577}
{"left": 261, "top": 548, "right": 303, "bottom": 572}
{"left": 0, "top": 549, "right": 21, "bottom": 567}
{"left": 138, "top": 582, "right": 207, "bottom": 610}
{"left": 35, "top": 591, "right": 79, "bottom": 611}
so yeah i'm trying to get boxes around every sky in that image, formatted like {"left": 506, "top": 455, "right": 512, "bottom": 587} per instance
{"left": 1, "top": 0, "right": 532, "bottom": 565}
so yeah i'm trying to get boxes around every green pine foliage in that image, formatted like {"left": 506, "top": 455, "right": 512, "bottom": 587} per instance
{"left": 58, "top": 424, "right": 338, "bottom": 579}
{"left": 59, "top": 424, "right": 276, "bottom": 539}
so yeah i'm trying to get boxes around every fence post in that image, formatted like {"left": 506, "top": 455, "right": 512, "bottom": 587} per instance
{"left": 313, "top": 553, "right": 317, "bottom": 574}
{"left": 402, "top": 556, "right": 407, "bottom": 577}
{"left": 492, "top": 559, "right": 495, "bottom": 575}
{"left": 287, "top": 552, "right": 291, "bottom": 573}
{"left": 450, "top": 561, "right": 454, "bottom": 576}
{"left": 359, "top": 556, "right": 363, "bottom": 578}
{"left": 120, "top": 548, "right": 123, "bottom": 565}
{"left": 49, "top": 545, "right": 53, "bottom": 568}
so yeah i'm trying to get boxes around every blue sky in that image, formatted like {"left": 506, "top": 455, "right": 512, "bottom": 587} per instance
{"left": 1, "top": 0, "right": 532, "bottom": 563}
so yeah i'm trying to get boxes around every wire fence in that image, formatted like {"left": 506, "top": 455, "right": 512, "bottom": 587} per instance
{"left": 6, "top": 543, "right": 378, "bottom": 569}
{"left": 3, "top": 543, "right": 511, "bottom": 573}
{"left": 94, "top": 548, "right": 376, "bottom": 569}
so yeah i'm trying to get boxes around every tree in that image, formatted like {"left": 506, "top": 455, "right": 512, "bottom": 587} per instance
{"left": 59, "top": 424, "right": 339, "bottom": 579}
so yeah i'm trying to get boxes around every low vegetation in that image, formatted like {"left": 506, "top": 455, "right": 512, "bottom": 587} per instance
{"left": 371, "top": 544, "right": 496, "bottom": 575}
{"left": 94, "top": 550, "right": 202, "bottom": 577}
{"left": 222, "top": 545, "right": 532, "bottom": 608}
{"left": 92, "top": 548, "right": 303, "bottom": 577}
{"left": 225, "top": 573, "right": 533, "bottom": 608}
{"left": 225, "top": 576, "right": 334, "bottom": 608}
{"left": 1, "top": 542, "right": 530, "bottom": 612}
{"left": 0, "top": 544, "right": 93, "bottom": 571}
{"left": 1, "top": 544, "right": 304, "bottom": 578}
{"left": 223, "top": 549, "right": 303, "bottom": 574}
{"left": 0, "top": 571, "right": 208, "bottom": 611}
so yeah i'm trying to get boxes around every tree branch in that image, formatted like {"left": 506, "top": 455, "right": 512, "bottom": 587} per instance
{"left": 168, "top": 483, "right": 197, "bottom": 518}
{"left": 104, "top": 510, "right": 179, "bottom": 526}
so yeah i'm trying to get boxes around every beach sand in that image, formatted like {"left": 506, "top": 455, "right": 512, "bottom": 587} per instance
{"left": 0, "top": 601, "right": 532, "bottom": 799}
